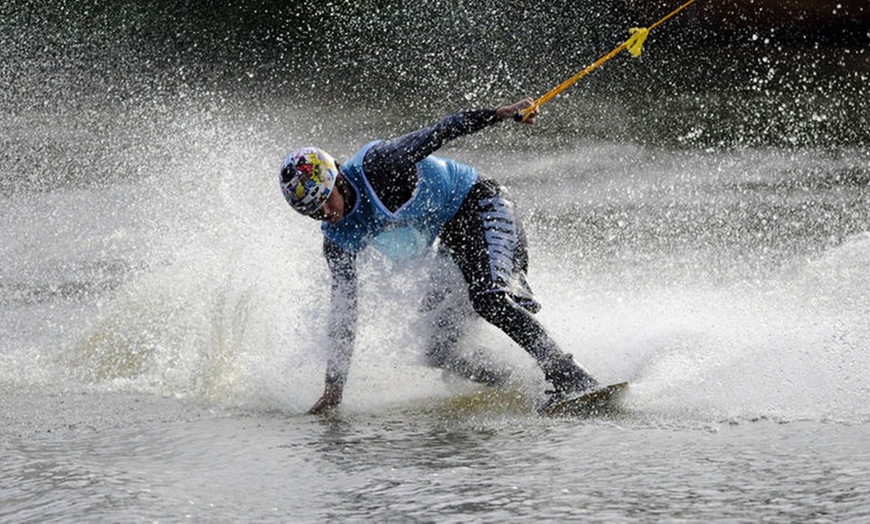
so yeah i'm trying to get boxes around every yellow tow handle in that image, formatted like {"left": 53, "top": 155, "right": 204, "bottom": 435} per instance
{"left": 517, "top": 0, "right": 699, "bottom": 121}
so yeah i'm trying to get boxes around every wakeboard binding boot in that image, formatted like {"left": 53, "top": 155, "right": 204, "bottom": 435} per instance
{"left": 540, "top": 354, "right": 599, "bottom": 412}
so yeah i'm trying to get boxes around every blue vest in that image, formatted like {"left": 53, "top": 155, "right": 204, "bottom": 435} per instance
{"left": 322, "top": 141, "right": 478, "bottom": 257}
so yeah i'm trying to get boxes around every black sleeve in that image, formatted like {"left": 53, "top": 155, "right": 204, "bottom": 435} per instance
{"left": 323, "top": 237, "right": 358, "bottom": 387}
{"left": 363, "top": 109, "right": 502, "bottom": 212}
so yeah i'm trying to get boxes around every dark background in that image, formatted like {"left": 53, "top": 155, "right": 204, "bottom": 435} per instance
{"left": 4, "top": 1, "right": 867, "bottom": 100}
{"left": 2, "top": 0, "right": 868, "bottom": 194}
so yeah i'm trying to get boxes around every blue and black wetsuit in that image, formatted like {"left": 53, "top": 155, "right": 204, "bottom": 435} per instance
{"left": 321, "top": 109, "right": 598, "bottom": 396}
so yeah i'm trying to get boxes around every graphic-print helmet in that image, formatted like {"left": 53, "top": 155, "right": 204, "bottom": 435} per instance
{"left": 279, "top": 147, "right": 338, "bottom": 216}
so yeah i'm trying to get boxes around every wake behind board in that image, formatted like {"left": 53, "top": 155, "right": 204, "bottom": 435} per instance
{"left": 540, "top": 381, "right": 629, "bottom": 418}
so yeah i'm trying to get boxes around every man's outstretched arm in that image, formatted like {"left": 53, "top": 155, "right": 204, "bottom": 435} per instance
{"left": 308, "top": 238, "right": 358, "bottom": 414}
{"left": 367, "top": 98, "right": 539, "bottom": 171}
{"left": 362, "top": 98, "right": 540, "bottom": 213}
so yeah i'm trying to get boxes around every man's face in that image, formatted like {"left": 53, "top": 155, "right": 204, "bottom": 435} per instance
{"left": 310, "top": 177, "right": 345, "bottom": 223}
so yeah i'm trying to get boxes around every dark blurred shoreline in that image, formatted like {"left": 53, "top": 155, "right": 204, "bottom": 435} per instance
{"left": 655, "top": 0, "right": 870, "bottom": 33}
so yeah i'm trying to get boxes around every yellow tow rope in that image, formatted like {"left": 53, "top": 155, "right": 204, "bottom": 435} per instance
{"left": 518, "top": 0, "right": 699, "bottom": 121}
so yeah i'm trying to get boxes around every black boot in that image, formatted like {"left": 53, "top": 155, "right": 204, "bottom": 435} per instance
{"left": 541, "top": 354, "right": 599, "bottom": 410}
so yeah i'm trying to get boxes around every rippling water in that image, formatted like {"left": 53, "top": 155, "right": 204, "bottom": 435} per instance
{"left": 5, "top": 394, "right": 870, "bottom": 522}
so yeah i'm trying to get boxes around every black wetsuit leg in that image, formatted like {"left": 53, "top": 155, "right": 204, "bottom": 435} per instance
{"left": 439, "top": 179, "right": 599, "bottom": 395}
{"left": 420, "top": 254, "right": 510, "bottom": 387}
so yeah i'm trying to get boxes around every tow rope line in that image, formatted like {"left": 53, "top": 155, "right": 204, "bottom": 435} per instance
{"left": 518, "top": 0, "right": 699, "bottom": 121}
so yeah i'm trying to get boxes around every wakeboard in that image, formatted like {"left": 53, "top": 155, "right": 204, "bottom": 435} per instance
{"left": 540, "top": 381, "right": 629, "bottom": 418}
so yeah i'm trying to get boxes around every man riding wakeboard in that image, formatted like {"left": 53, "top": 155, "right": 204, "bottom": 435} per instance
{"left": 278, "top": 98, "right": 599, "bottom": 414}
